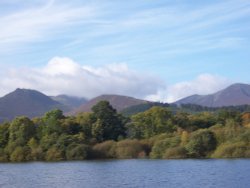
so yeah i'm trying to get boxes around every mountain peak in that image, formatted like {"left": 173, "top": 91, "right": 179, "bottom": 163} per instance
{"left": 0, "top": 88, "right": 64, "bottom": 122}
{"left": 14, "top": 88, "right": 36, "bottom": 92}
{"left": 69, "top": 94, "right": 148, "bottom": 115}
{"left": 175, "top": 83, "right": 250, "bottom": 107}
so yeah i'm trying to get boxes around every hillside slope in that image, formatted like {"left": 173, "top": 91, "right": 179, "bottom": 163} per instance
{"left": 175, "top": 83, "right": 250, "bottom": 107}
{"left": 70, "top": 94, "right": 148, "bottom": 115}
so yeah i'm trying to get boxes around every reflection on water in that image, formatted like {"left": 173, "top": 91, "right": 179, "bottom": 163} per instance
{"left": 0, "top": 159, "right": 250, "bottom": 188}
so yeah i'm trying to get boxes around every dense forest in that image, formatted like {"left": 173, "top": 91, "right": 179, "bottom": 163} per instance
{"left": 122, "top": 102, "right": 250, "bottom": 116}
{"left": 0, "top": 100, "right": 250, "bottom": 162}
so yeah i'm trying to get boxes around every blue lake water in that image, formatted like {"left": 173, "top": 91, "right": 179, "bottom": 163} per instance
{"left": 0, "top": 159, "right": 249, "bottom": 188}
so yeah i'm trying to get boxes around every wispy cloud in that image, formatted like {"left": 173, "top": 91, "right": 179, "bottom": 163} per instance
{"left": 0, "top": 0, "right": 249, "bottom": 99}
{"left": 1, "top": 0, "right": 250, "bottom": 58}
{"left": 61, "top": 0, "right": 250, "bottom": 65}
{"left": 0, "top": 0, "right": 95, "bottom": 53}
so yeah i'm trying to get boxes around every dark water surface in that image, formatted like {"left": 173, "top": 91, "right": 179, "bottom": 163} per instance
{"left": 0, "top": 159, "right": 249, "bottom": 188}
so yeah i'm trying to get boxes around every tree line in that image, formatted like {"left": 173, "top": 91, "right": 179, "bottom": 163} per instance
{"left": 0, "top": 100, "right": 250, "bottom": 162}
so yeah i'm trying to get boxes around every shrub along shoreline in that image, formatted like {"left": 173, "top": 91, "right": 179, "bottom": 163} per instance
{"left": 0, "top": 101, "right": 250, "bottom": 162}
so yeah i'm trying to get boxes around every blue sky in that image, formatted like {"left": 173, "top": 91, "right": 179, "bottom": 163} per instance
{"left": 0, "top": 0, "right": 250, "bottom": 102}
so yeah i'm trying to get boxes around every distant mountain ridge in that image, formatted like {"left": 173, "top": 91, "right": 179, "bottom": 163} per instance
{"left": 175, "top": 83, "right": 250, "bottom": 107}
{"left": 51, "top": 95, "right": 87, "bottom": 109}
{"left": 70, "top": 94, "right": 148, "bottom": 115}
{"left": 0, "top": 89, "right": 149, "bottom": 121}
{"left": 1, "top": 83, "right": 250, "bottom": 122}
{"left": 0, "top": 88, "right": 68, "bottom": 122}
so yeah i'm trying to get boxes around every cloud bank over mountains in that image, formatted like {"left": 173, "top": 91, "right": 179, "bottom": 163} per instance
{"left": 0, "top": 57, "right": 163, "bottom": 100}
{"left": 146, "top": 74, "right": 231, "bottom": 102}
{"left": 0, "top": 57, "right": 232, "bottom": 102}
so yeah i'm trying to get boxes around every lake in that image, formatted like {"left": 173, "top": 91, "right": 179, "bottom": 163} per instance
{"left": 0, "top": 159, "right": 249, "bottom": 188}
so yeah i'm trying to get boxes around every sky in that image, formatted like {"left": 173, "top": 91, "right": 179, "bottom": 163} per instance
{"left": 0, "top": 0, "right": 250, "bottom": 102}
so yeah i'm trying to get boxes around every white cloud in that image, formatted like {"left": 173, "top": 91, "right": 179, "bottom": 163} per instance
{"left": 146, "top": 74, "right": 232, "bottom": 103}
{"left": 0, "top": 57, "right": 234, "bottom": 103}
{"left": 0, "top": 57, "right": 164, "bottom": 99}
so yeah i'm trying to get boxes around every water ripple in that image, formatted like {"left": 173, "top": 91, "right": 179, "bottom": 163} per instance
{"left": 0, "top": 159, "right": 250, "bottom": 188}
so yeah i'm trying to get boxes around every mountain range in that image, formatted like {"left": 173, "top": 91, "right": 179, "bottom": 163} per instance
{"left": 0, "top": 83, "right": 250, "bottom": 122}
{"left": 0, "top": 89, "right": 147, "bottom": 122}
{"left": 174, "top": 83, "right": 250, "bottom": 107}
